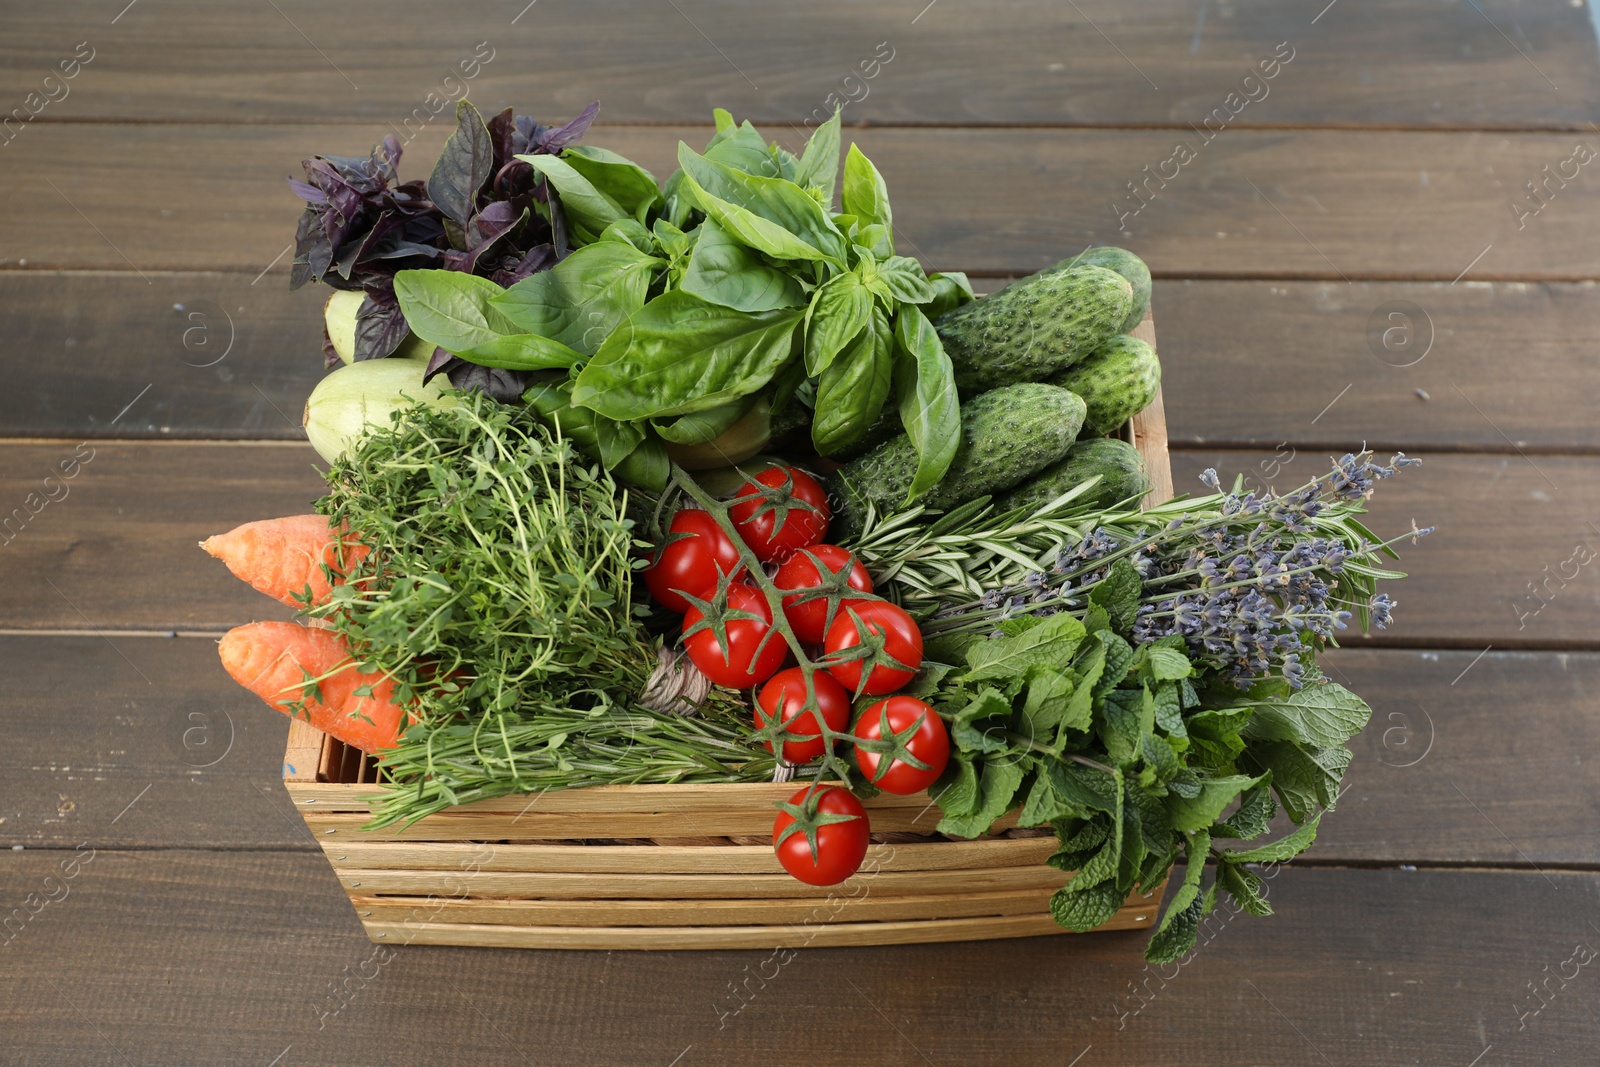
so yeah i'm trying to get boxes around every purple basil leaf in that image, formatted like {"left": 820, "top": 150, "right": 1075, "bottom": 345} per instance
{"left": 290, "top": 209, "right": 322, "bottom": 290}
{"left": 427, "top": 99, "right": 494, "bottom": 227}
{"left": 288, "top": 178, "right": 328, "bottom": 204}
{"left": 322, "top": 324, "right": 342, "bottom": 369}
{"left": 368, "top": 136, "right": 402, "bottom": 184}
{"left": 531, "top": 101, "right": 600, "bottom": 153}
{"left": 468, "top": 200, "right": 524, "bottom": 246}
{"left": 364, "top": 239, "right": 441, "bottom": 262}
{"left": 353, "top": 296, "right": 409, "bottom": 361}
{"left": 445, "top": 360, "right": 531, "bottom": 402}
{"left": 423, "top": 346, "right": 455, "bottom": 380}
{"left": 486, "top": 107, "right": 517, "bottom": 171}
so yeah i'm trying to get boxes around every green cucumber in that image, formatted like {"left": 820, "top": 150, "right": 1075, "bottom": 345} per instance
{"left": 828, "top": 382, "right": 1086, "bottom": 537}
{"left": 995, "top": 437, "right": 1149, "bottom": 514}
{"left": 1051, "top": 335, "right": 1161, "bottom": 437}
{"left": 1056, "top": 247, "right": 1151, "bottom": 333}
{"left": 932, "top": 265, "right": 1133, "bottom": 394}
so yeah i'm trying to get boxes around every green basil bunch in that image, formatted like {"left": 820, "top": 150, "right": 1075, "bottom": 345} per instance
{"left": 393, "top": 108, "right": 973, "bottom": 495}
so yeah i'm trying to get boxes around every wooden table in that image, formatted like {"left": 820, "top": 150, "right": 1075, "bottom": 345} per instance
{"left": 4, "top": 3, "right": 1598, "bottom": 1064}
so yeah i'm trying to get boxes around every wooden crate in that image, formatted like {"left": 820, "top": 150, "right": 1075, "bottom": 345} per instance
{"left": 282, "top": 315, "right": 1172, "bottom": 950}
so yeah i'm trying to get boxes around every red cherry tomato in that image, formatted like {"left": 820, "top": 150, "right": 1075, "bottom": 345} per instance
{"left": 728, "top": 465, "right": 830, "bottom": 564}
{"left": 682, "top": 582, "right": 789, "bottom": 688}
{"left": 823, "top": 601, "right": 923, "bottom": 696}
{"left": 852, "top": 696, "right": 951, "bottom": 795}
{"left": 644, "top": 509, "right": 745, "bottom": 614}
{"left": 773, "top": 785, "right": 869, "bottom": 886}
{"left": 773, "top": 545, "right": 875, "bottom": 645}
{"left": 755, "top": 667, "right": 852, "bottom": 764}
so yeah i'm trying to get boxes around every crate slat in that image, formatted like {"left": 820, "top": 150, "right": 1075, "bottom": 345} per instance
{"left": 361, "top": 900, "right": 1159, "bottom": 951}
{"left": 332, "top": 864, "right": 1074, "bottom": 901}
{"left": 352, "top": 887, "right": 1065, "bottom": 927}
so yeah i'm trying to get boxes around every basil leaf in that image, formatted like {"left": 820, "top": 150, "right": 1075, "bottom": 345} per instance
{"left": 652, "top": 395, "right": 754, "bottom": 445}
{"left": 599, "top": 217, "right": 657, "bottom": 255}
{"left": 393, "top": 269, "right": 523, "bottom": 353}
{"left": 841, "top": 143, "right": 892, "bottom": 245}
{"left": 892, "top": 305, "right": 960, "bottom": 500}
{"left": 522, "top": 379, "right": 644, "bottom": 471}
{"left": 427, "top": 100, "right": 493, "bottom": 227}
{"left": 918, "top": 271, "right": 975, "bottom": 318}
{"left": 451, "top": 332, "right": 584, "bottom": 371}
{"left": 614, "top": 430, "right": 669, "bottom": 492}
{"left": 676, "top": 143, "right": 846, "bottom": 265}
{"left": 811, "top": 305, "right": 892, "bottom": 455}
{"left": 879, "top": 255, "right": 936, "bottom": 305}
{"left": 804, "top": 271, "right": 872, "bottom": 375}
{"left": 492, "top": 234, "right": 660, "bottom": 355}
{"left": 518, "top": 148, "right": 661, "bottom": 243}
{"left": 702, "top": 117, "right": 773, "bottom": 176}
{"left": 681, "top": 219, "right": 808, "bottom": 312}
{"left": 571, "top": 291, "right": 803, "bottom": 420}
{"left": 793, "top": 107, "right": 842, "bottom": 204}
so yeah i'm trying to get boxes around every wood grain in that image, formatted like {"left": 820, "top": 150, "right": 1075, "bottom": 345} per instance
{"left": 1, "top": 851, "right": 1595, "bottom": 1066}
{"left": 6, "top": 275, "right": 1598, "bottom": 455}
{"left": 4, "top": 1, "right": 1596, "bottom": 128}
{"left": 1155, "top": 279, "right": 1600, "bottom": 451}
{"left": 6, "top": 125, "right": 1600, "bottom": 278}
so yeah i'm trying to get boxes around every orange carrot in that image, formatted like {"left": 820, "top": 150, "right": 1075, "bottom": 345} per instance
{"left": 201, "top": 515, "right": 367, "bottom": 608}
{"left": 219, "top": 621, "right": 409, "bottom": 753}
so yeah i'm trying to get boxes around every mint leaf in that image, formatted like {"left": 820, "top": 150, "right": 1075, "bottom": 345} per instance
{"left": 1088, "top": 558, "right": 1142, "bottom": 634}
{"left": 1213, "top": 781, "right": 1277, "bottom": 840}
{"left": 931, "top": 754, "right": 979, "bottom": 819}
{"left": 1165, "top": 773, "right": 1263, "bottom": 831}
{"left": 1100, "top": 687, "right": 1153, "bottom": 765}
{"left": 1218, "top": 860, "right": 1274, "bottom": 916}
{"left": 1145, "top": 894, "right": 1203, "bottom": 963}
{"left": 1021, "top": 668, "right": 1077, "bottom": 739}
{"left": 949, "top": 687, "right": 1012, "bottom": 754}
{"left": 964, "top": 613, "right": 1087, "bottom": 682}
{"left": 1156, "top": 829, "right": 1210, "bottom": 936}
{"left": 1094, "top": 631, "right": 1135, "bottom": 700}
{"left": 936, "top": 758, "right": 1025, "bottom": 838}
{"left": 1046, "top": 760, "right": 1120, "bottom": 814}
{"left": 1224, "top": 811, "right": 1322, "bottom": 863}
{"left": 1138, "top": 734, "right": 1182, "bottom": 788}
{"left": 1144, "top": 645, "right": 1193, "bottom": 681}
{"left": 1247, "top": 742, "right": 1350, "bottom": 822}
{"left": 1050, "top": 880, "right": 1125, "bottom": 932}
{"left": 1241, "top": 680, "right": 1372, "bottom": 750}
{"left": 1152, "top": 680, "right": 1185, "bottom": 740}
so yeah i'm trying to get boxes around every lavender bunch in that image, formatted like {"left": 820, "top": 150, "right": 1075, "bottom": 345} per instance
{"left": 856, "top": 451, "right": 1431, "bottom": 689}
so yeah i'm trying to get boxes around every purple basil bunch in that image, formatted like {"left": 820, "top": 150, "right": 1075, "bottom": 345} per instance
{"left": 288, "top": 99, "right": 599, "bottom": 383}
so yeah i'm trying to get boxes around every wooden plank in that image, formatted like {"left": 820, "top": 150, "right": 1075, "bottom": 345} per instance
{"left": 0, "top": 635, "right": 315, "bottom": 850}
{"left": 6, "top": 125, "right": 1600, "bottom": 278}
{"left": 5, "top": 1, "right": 1596, "bottom": 128}
{"left": 0, "top": 441, "right": 321, "bottom": 632}
{"left": 2, "top": 852, "right": 1596, "bottom": 1065}
{"left": 6, "top": 441, "right": 1596, "bottom": 645}
{"left": 1316, "top": 647, "right": 1600, "bottom": 866}
{"left": 1156, "top": 279, "right": 1600, "bottom": 451}
{"left": 1167, "top": 450, "right": 1600, "bottom": 648}
{"left": 329, "top": 864, "right": 1070, "bottom": 901}
{"left": 320, "top": 837, "right": 1058, "bottom": 875}
{"left": 10, "top": 634, "right": 1596, "bottom": 866}
{"left": 352, "top": 887, "right": 1067, "bottom": 928}
{"left": 6, "top": 276, "right": 1597, "bottom": 454}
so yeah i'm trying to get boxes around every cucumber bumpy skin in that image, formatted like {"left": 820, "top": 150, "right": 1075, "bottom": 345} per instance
{"left": 1051, "top": 335, "right": 1161, "bottom": 438}
{"left": 933, "top": 265, "right": 1133, "bottom": 394}
{"left": 1055, "top": 247, "right": 1152, "bottom": 334}
{"left": 827, "top": 382, "right": 1087, "bottom": 537}
{"left": 994, "top": 436, "right": 1149, "bottom": 514}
